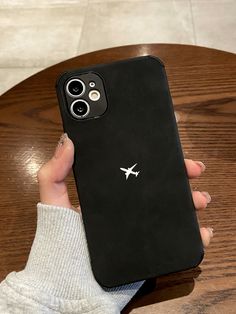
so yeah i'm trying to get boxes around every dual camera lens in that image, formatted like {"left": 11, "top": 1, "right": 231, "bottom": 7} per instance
{"left": 66, "top": 79, "right": 85, "bottom": 97}
{"left": 66, "top": 79, "right": 89, "bottom": 118}
{"left": 70, "top": 100, "right": 90, "bottom": 119}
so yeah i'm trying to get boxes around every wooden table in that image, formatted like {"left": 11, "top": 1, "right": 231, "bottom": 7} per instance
{"left": 0, "top": 44, "right": 235, "bottom": 313}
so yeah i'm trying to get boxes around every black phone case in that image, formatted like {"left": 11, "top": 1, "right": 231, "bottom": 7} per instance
{"left": 56, "top": 56, "right": 204, "bottom": 288}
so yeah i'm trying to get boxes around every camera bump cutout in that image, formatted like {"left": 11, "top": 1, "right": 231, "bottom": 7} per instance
{"left": 64, "top": 72, "right": 107, "bottom": 120}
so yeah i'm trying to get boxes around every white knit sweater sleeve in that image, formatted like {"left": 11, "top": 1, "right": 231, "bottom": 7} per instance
{"left": 0, "top": 203, "right": 144, "bottom": 313}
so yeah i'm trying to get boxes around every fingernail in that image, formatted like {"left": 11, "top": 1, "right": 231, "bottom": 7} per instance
{"left": 195, "top": 161, "right": 206, "bottom": 172}
{"left": 54, "top": 133, "right": 68, "bottom": 158}
{"left": 207, "top": 227, "right": 214, "bottom": 238}
{"left": 201, "top": 191, "right": 211, "bottom": 204}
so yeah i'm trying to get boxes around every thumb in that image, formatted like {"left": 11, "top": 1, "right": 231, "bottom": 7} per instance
{"left": 37, "top": 133, "right": 75, "bottom": 209}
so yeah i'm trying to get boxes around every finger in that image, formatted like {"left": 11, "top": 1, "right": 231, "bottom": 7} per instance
{"left": 37, "top": 133, "right": 75, "bottom": 209}
{"left": 192, "top": 191, "right": 211, "bottom": 210}
{"left": 185, "top": 159, "right": 206, "bottom": 179}
{"left": 200, "top": 227, "right": 214, "bottom": 247}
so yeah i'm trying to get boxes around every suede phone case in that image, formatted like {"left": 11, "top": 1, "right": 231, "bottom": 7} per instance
{"left": 56, "top": 56, "right": 204, "bottom": 288}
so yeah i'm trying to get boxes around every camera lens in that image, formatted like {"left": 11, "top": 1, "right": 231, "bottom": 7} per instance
{"left": 70, "top": 100, "right": 90, "bottom": 119}
{"left": 66, "top": 79, "right": 85, "bottom": 97}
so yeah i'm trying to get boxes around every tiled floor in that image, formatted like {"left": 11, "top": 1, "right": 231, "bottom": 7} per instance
{"left": 0, "top": 0, "right": 235, "bottom": 95}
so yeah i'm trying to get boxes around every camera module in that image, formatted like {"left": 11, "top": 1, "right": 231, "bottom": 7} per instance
{"left": 70, "top": 99, "right": 90, "bottom": 119}
{"left": 66, "top": 79, "right": 85, "bottom": 97}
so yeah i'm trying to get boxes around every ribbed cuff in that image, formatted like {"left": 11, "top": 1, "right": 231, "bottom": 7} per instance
{"left": 18, "top": 203, "right": 104, "bottom": 300}
{"left": 16, "top": 203, "right": 144, "bottom": 310}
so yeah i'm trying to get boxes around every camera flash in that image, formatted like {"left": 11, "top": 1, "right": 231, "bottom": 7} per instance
{"left": 89, "top": 81, "right": 95, "bottom": 88}
{"left": 89, "top": 90, "right": 100, "bottom": 101}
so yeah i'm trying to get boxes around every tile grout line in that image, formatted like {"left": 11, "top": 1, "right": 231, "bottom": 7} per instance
{"left": 189, "top": 0, "right": 197, "bottom": 45}
{"left": 0, "top": 0, "right": 89, "bottom": 9}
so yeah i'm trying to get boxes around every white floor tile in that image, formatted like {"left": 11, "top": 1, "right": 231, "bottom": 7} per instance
{"left": 78, "top": 1, "right": 195, "bottom": 54}
{"left": 192, "top": 0, "right": 236, "bottom": 53}
{"left": 0, "top": 5, "right": 87, "bottom": 67}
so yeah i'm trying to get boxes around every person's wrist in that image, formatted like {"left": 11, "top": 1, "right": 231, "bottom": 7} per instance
{"left": 18, "top": 203, "right": 143, "bottom": 310}
{"left": 18, "top": 203, "right": 104, "bottom": 299}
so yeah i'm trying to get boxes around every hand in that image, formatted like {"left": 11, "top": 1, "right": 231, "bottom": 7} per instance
{"left": 37, "top": 133, "right": 213, "bottom": 247}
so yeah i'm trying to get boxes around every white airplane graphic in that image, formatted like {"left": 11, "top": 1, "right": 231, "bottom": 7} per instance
{"left": 120, "top": 163, "right": 140, "bottom": 180}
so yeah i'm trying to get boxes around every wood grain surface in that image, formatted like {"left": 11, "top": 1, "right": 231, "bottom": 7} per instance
{"left": 0, "top": 44, "right": 235, "bottom": 313}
